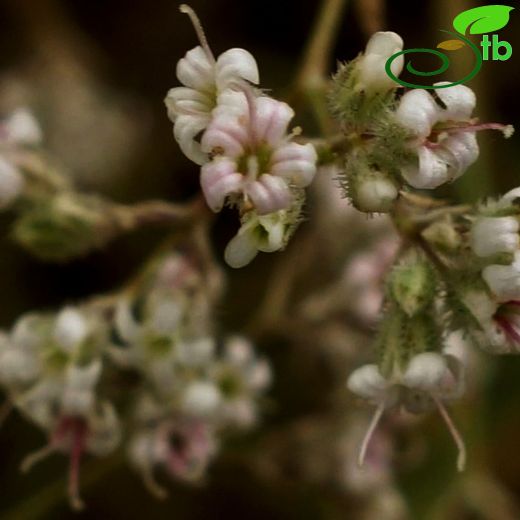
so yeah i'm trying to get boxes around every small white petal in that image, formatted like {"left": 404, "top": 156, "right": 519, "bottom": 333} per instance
{"left": 357, "top": 32, "right": 404, "bottom": 92}
{"left": 402, "top": 353, "right": 448, "bottom": 391}
{"left": 471, "top": 217, "right": 519, "bottom": 257}
{"left": 176, "top": 46, "right": 214, "bottom": 90}
{"left": 347, "top": 364, "right": 388, "bottom": 401}
{"left": 201, "top": 113, "right": 249, "bottom": 157}
{"left": 224, "top": 228, "right": 259, "bottom": 268}
{"left": 395, "top": 89, "right": 439, "bottom": 138}
{"left": 435, "top": 83, "right": 476, "bottom": 121}
{"left": 271, "top": 142, "right": 318, "bottom": 187}
{"left": 253, "top": 97, "right": 294, "bottom": 145}
{"left": 165, "top": 87, "right": 213, "bottom": 121}
{"left": 215, "top": 48, "right": 259, "bottom": 90}
{"left": 174, "top": 114, "right": 210, "bottom": 165}
{"left": 181, "top": 381, "right": 222, "bottom": 417}
{"left": 500, "top": 187, "right": 520, "bottom": 207}
{"left": 402, "top": 146, "right": 449, "bottom": 189}
{"left": 256, "top": 214, "right": 285, "bottom": 253}
{"left": 439, "top": 132, "right": 479, "bottom": 180}
{"left": 482, "top": 256, "right": 520, "bottom": 301}
{"left": 200, "top": 157, "right": 243, "bottom": 212}
{"left": 54, "top": 308, "right": 88, "bottom": 353}
{"left": 246, "top": 174, "right": 292, "bottom": 214}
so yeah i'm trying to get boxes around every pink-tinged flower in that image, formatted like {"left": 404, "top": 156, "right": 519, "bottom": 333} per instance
{"left": 200, "top": 91, "right": 317, "bottom": 214}
{"left": 129, "top": 417, "right": 217, "bottom": 498}
{"left": 20, "top": 402, "right": 120, "bottom": 510}
{"left": 165, "top": 6, "right": 259, "bottom": 165}
{"left": 348, "top": 352, "right": 466, "bottom": 471}
{"left": 395, "top": 83, "right": 481, "bottom": 189}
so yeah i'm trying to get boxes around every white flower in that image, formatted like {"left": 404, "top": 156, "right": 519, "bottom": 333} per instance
{"left": 165, "top": 44, "right": 259, "bottom": 165}
{"left": 395, "top": 83, "right": 479, "bottom": 189}
{"left": 355, "top": 175, "right": 398, "bottom": 213}
{"left": 209, "top": 336, "right": 271, "bottom": 428}
{"left": 129, "top": 418, "right": 217, "bottom": 493}
{"left": 348, "top": 352, "right": 465, "bottom": 470}
{"left": 356, "top": 31, "right": 404, "bottom": 92}
{"left": 0, "top": 156, "right": 24, "bottom": 209}
{"left": 471, "top": 216, "right": 519, "bottom": 257}
{"left": 200, "top": 91, "right": 317, "bottom": 214}
{"left": 482, "top": 250, "right": 520, "bottom": 301}
{"left": 224, "top": 210, "right": 286, "bottom": 268}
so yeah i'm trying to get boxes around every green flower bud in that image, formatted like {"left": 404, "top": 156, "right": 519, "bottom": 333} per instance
{"left": 389, "top": 256, "right": 436, "bottom": 317}
{"left": 13, "top": 193, "right": 118, "bottom": 261}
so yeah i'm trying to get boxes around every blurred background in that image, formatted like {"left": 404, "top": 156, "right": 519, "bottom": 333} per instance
{"left": 0, "top": 0, "right": 519, "bottom": 518}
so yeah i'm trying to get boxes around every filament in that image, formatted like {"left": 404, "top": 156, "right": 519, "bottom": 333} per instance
{"left": 433, "top": 396, "right": 466, "bottom": 472}
{"left": 142, "top": 465, "right": 169, "bottom": 500}
{"left": 179, "top": 5, "right": 215, "bottom": 64}
{"left": 358, "top": 401, "right": 386, "bottom": 468}
{"left": 20, "top": 444, "right": 55, "bottom": 473}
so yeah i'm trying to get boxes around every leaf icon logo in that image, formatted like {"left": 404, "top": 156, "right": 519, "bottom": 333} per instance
{"left": 453, "top": 5, "right": 514, "bottom": 35}
{"left": 437, "top": 40, "right": 466, "bottom": 51}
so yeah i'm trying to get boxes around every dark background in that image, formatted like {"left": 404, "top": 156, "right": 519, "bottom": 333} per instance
{"left": 0, "top": 1, "right": 518, "bottom": 518}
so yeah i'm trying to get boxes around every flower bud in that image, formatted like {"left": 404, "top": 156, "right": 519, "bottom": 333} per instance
{"left": 352, "top": 171, "right": 399, "bottom": 213}
{"left": 389, "top": 258, "right": 435, "bottom": 317}
{"left": 356, "top": 32, "right": 404, "bottom": 93}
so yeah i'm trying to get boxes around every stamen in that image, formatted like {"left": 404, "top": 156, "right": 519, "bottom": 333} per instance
{"left": 68, "top": 423, "right": 87, "bottom": 511}
{"left": 20, "top": 444, "right": 56, "bottom": 473}
{"left": 179, "top": 5, "right": 215, "bottom": 64}
{"left": 358, "top": 401, "right": 386, "bottom": 468}
{"left": 142, "top": 465, "right": 169, "bottom": 500}
{"left": 433, "top": 396, "right": 466, "bottom": 472}
{"left": 241, "top": 84, "right": 259, "bottom": 145}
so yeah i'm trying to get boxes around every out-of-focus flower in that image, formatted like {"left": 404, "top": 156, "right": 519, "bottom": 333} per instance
{"left": 348, "top": 352, "right": 466, "bottom": 470}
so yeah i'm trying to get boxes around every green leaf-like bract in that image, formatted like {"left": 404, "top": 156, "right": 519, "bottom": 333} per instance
{"left": 453, "top": 5, "right": 514, "bottom": 35}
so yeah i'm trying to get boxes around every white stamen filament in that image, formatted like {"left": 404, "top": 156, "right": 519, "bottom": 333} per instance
{"left": 358, "top": 400, "right": 386, "bottom": 468}
{"left": 20, "top": 444, "right": 56, "bottom": 473}
{"left": 142, "top": 465, "right": 169, "bottom": 500}
{"left": 433, "top": 396, "right": 466, "bottom": 472}
{"left": 179, "top": 4, "right": 215, "bottom": 64}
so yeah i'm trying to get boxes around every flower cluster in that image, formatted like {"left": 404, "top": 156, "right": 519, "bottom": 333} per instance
{"left": 0, "top": 306, "right": 117, "bottom": 510}
{"left": 165, "top": 5, "right": 317, "bottom": 267}
{"left": 465, "top": 188, "right": 520, "bottom": 353}
{"left": 330, "top": 32, "right": 512, "bottom": 213}
{"left": 0, "top": 252, "right": 270, "bottom": 508}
